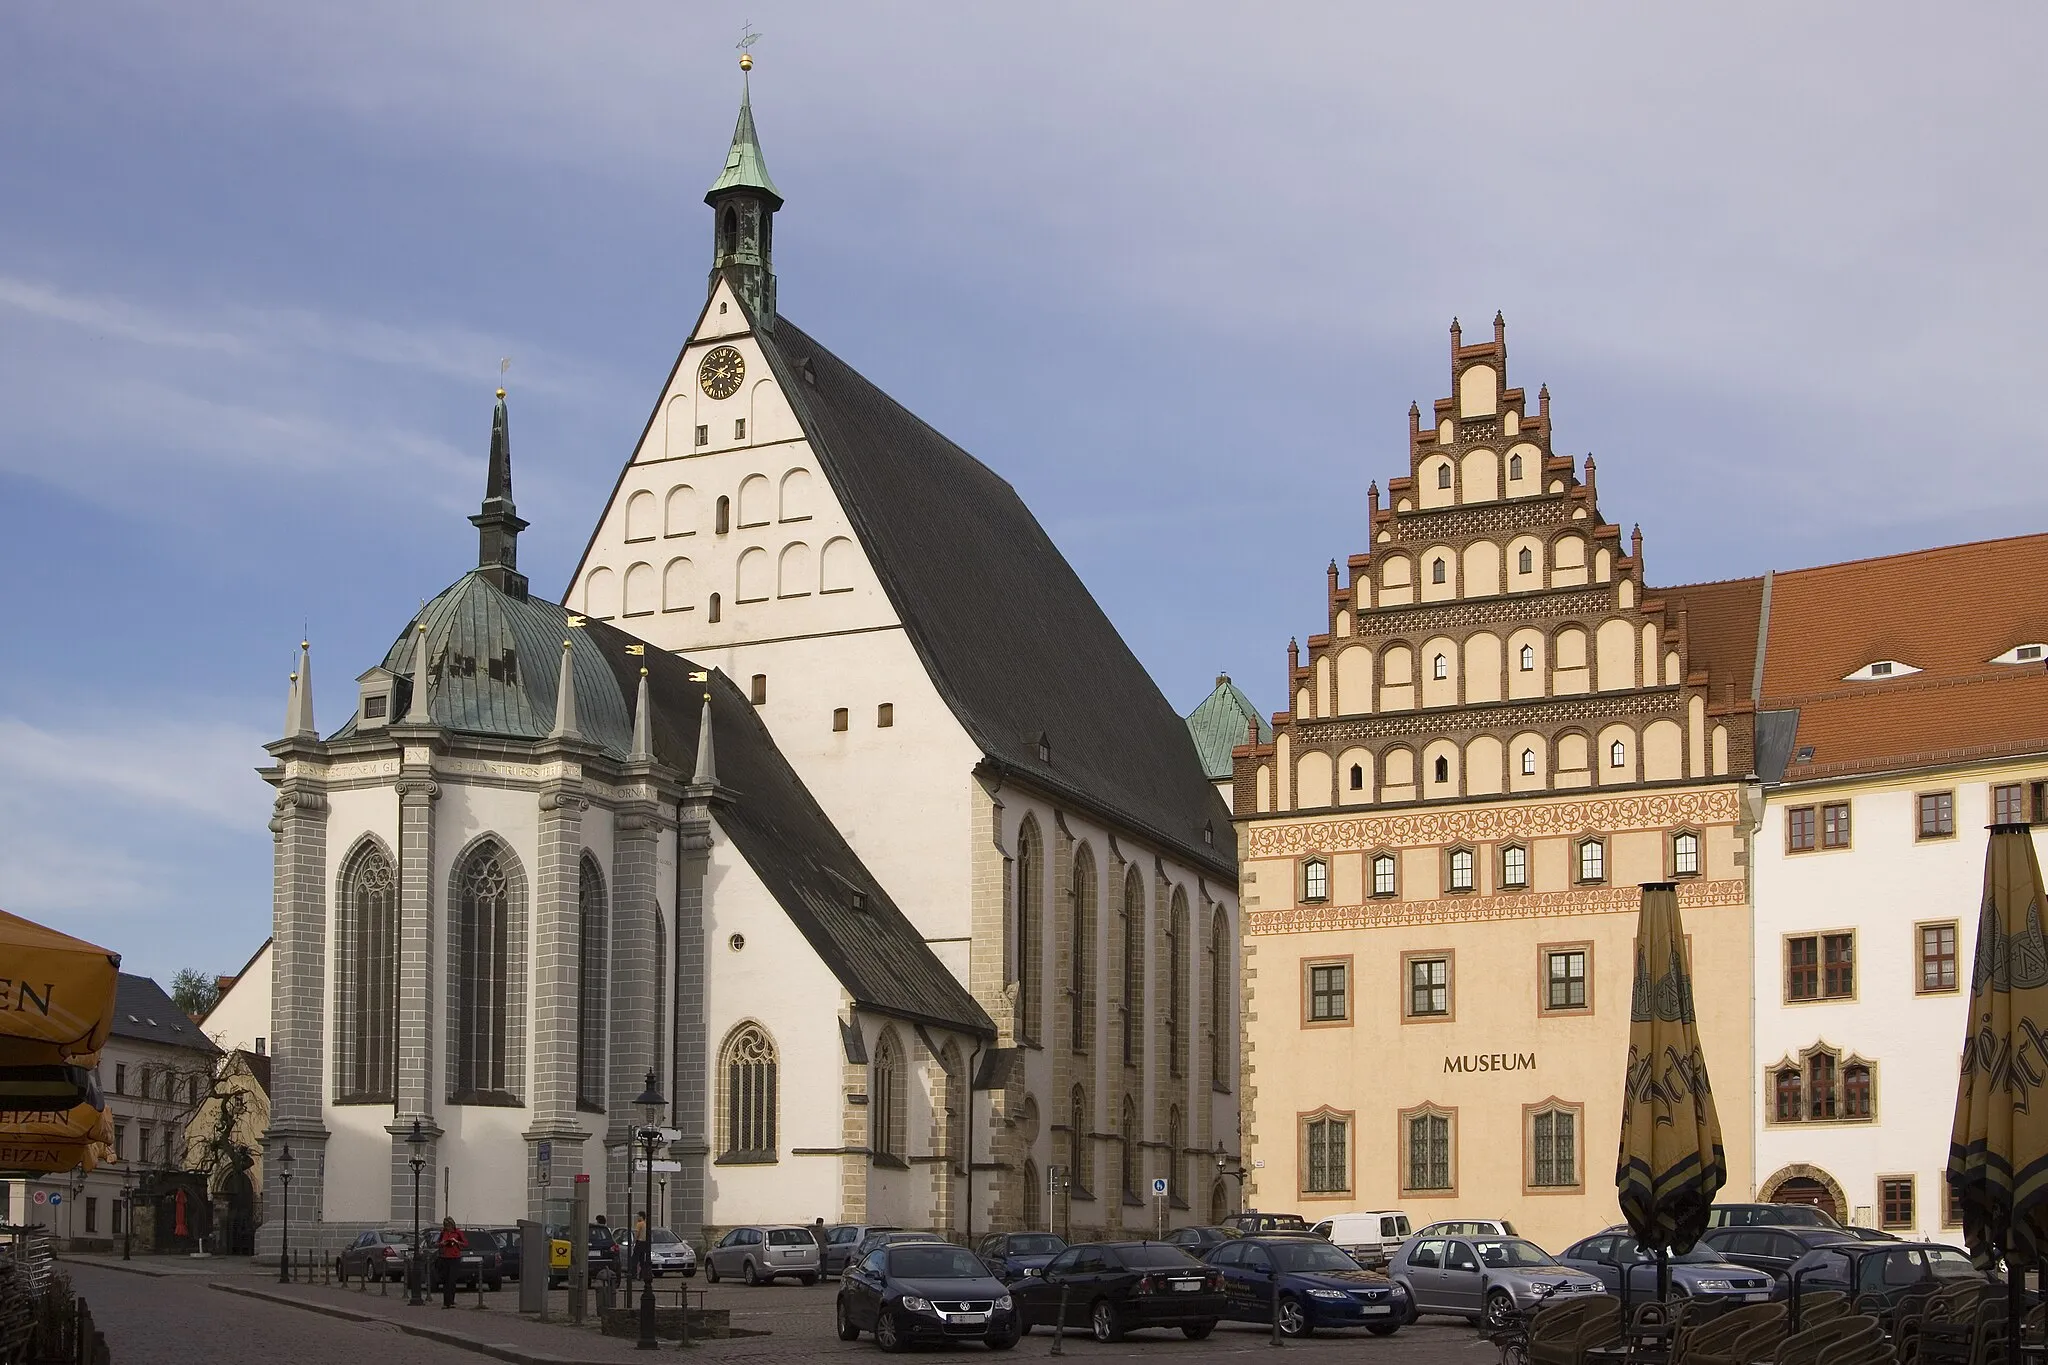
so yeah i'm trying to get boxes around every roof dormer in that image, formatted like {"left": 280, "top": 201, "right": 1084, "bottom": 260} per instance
{"left": 1990, "top": 643, "right": 2047, "bottom": 666}
{"left": 1842, "top": 659, "right": 1921, "bottom": 682}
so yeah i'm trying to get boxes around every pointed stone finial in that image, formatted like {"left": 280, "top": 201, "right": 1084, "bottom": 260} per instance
{"left": 1288, "top": 637, "right": 1300, "bottom": 675}
{"left": 629, "top": 667, "right": 654, "bottom": 762}
{"left": 1215, "top": 673, "right": 1230, "bottom": 689}
{"left": 548, "top": 639, "right": 580, "bottom": 740}
{"left": 1449, "top": 316, "right": 1462, "bottom": 351}
{"left": 1631, "top": 523, "right": 1644, "bottom": 562}
{"left": 1583, "top": 453, "right": 1597, "bottom": 495}
{"left": 1493, "top": 310, "right": 1505, "bottom": 346}
{"left": 1327, "top": 559, "right": 1339, "bottom": 586}
{"left": 691, "top": 689, "right": 719, "bottom": 787}
{"left": 1368, "top": 481, "right": 1380, "bottom": 516}
{"left": 1538, "top": 384, "right": 1550, "bottom": 420}
{"left": 1408, "top": 400, "right": 1420, "bottom": 434}
{"left": 404, "top": 624, "right": 433, "bottom": 723}
{"left": 284, "top": 670, "right": 299, "bottom": 741}
{"left": 288, "top": 639, "right": 316, "bottom": 737}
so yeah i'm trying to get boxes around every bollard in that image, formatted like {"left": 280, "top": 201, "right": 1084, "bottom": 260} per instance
{"left": 475, "top": 1269, "right": 485, "bottom": 1310}
{"left": 1051, "top": 1281, "right": 1070, "bottom": 1356}
{"left": 381, "top": 1264, "right": 389, "bottom": 1296}
{"left": 1269, "top": 1269, "right": 1284, "bottom": 1348}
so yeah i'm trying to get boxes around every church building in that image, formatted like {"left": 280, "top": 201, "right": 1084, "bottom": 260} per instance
{"left": 566, "top": 71, "right": 1240, "bottom": 1237}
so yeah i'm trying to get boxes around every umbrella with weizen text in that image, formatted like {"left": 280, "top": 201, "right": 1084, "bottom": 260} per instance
{"left": 0, "top": 909, "right": 120, "bottom": 1067}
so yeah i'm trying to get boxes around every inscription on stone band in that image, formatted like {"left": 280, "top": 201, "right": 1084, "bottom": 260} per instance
{"left": 1444, "top": 1052, "right": 1536, "bottom": 1074}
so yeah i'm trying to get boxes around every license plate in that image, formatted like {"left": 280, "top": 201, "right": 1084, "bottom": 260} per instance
{"left": 1173, "top": 1281, "right": 1202, "bottom": 1292}
{"left": 1360, "top": 1305, "right": 1392, "bottom": 1315}
{"left": 950, "top": 1312, "right": 988, "bottom": 1325}
{"left": 1745, "top": 1293, "right": 1770, "bottom": 1302}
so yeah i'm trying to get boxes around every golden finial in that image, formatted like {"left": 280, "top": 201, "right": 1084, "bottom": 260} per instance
{"left": 301, "top": 639, "right": 309, "bottom": 650}
{"left": 738, "top": 21, "right": 759, "bottom": 71}
{"left": 640, "top": 666, "right": 649, "bottom": 677}
{"left": 739, "top": 52, "right": 752, "bottom": 71}
{"left": 562, "top": 639, "right": 573, "bottom": 651}
{"left": 290, "top": 672, "right": 298, "bottom": 684}
{"left": 496, "top": 387, "right": 506, "bottom": 399}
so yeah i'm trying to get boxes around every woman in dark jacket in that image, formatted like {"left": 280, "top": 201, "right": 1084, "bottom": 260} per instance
{"left": 435, "top": 1217, "right": 468, "bottom": 1307}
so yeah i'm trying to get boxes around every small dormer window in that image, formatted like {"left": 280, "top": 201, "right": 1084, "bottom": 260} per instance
{"left": 1992, "top": 644, "right": 2048, "bottom": 665}
{"left": 850, "top": 889, "right": 868, "bottom": 912}
{"left": 1203, "top": 821, "right": 1214, "bottom": 846}
{"left": 1037, "top": 734, "right": 1052, "bottom": 764}
{"left": 363, "top": 695, "right": 388, "bottom": 720}
{"left": 1844, "top": 659, "right": 1921, "bottom": 682}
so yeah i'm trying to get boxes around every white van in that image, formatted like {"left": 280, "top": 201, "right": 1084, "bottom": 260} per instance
{"left": 1309, "top": 1211, "right": 1412, "bottom": 1268}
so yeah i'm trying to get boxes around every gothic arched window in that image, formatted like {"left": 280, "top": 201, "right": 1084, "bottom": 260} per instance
{"left": 1120, "top": 871, "right": 1142, "bottom": 1066}
{"left": 1069, "top": 1084, "right": 1091, "bottom": 1196}
{"left": 720, "top": 206, "right": 738, "bottom": 257}
{"left": 720, "top": 1022, "right": 778, "bottom": 1159}
{"left": 1431, "top": 558, "right": 1447, "bottom": 584}
{"left": 1349, "top": 763, "right": 1364, "bottom": 790}
{"left": 872, "top": 1029, "right": 906, "bottom": 1160}
{"left": 1209, "top": 909, "right": 1230, "bottom": 1094}
{"left": 1167, "top": 890, "right": 1188, "bottom": 1078}
{"left": 576, "top": 855, "right": 608, "bottom": 1111}
{"left": 1433, "top": 755, "right": 1450, "bottom": 784}
{"left": 1120, "top": 1096, "right": 1139, "bottom": 1199}
{"left": 1433, "top": 653, "right": 1449, "bottom": 679}
{"left": 336, "top": 840, "right": 397, "bottom": 1103}
{"left": 1509, "top": 453, "right": 1524, "bottom": 481}
{"left": 1022, "top": 1159, "right": 1041, "bottom": 1229}
{"left": 452, "top": 840, "right": 514, "bottom": 1101}
{"left": 1610, "top": 740, "right": 1628, "bottom": 768}
{"left": 1518, "top": 546, "right": 1534, "bottom": 574}
{"left": 1071, "top": 845, "right": 1096, "bottom": 1051}
{"left": 1520, "top": 643, "right": 1536, "bottom": 671}
{"left": 1167, "top": 1106, "right": 1185, "bottom": 1205}
{"left": 1436, "top": 463, "right": 1452, "bottom": 489}
{"left": 1017, "top": 818, "right": 1043, "bottom": 1043}
{"left": 1521, "top": 748, "right": 1537, "bottom": 776}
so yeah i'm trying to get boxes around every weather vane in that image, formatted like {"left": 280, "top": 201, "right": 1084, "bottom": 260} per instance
{"left": 737, "top": 21, "right": 760, "bottom": 70}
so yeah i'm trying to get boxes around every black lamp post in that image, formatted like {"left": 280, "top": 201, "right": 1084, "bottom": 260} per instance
{"left": 276, "top": 1146, "right": 295, "bottom": 1282}
{"left": 1213, "top": 1143, "right": 1247, "bottom": 1216}
{"left": 406, "top": 1120, "right": 428, "bottom": 1306}
{"left": 632, "top": 1071, "right": 666, "bottom": 1351}
{"left": 119, "top": 1183, "right": 132, "bottom": 1262}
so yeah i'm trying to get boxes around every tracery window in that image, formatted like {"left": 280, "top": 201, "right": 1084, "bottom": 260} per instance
{"left": 1017, "top": 819, "right": 1043, "bottom": 1043}
{"left": 1167, "top": 890, "right": 1188, "bottom": 1077}
{"left": 1120, "top": 1096, "right": 1139, "bottom": 1199}
{"left": 1209, "top": 909, "right": 1230, "bottom": 1093}
{"left": 336, "top": 841, "right": 397, "bottom": 1103}
{"left": 1070, "top": 846, "right": 1097, "bottom": 1051}
{"left": 1167, "top": 1106, "right": 1185, "bottom": 1204}
{"left": 1770, "top": 1047, "right": 1875, "bottom": 1124}
{"left": 720, "top": 1022, "right": 778, "bottom": 1159}
{"left": 1069, "top": 1085, "right": 1091, "bottom": 1196}
{"left": 453, "top": 840, "right": 512, "bottom": 1100}
{"left": 872, "top": 1029, "right": 906, "bottom": 1160}
{"left": 1120, "top": 871, "right": 1142, "bottom": 1066}
{"left": 576, "top": 856, "right": 608, "bottom": 1111}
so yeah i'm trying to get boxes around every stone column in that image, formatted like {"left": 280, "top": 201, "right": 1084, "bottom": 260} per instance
{"left": 258, "top": 767, "right": 330, "bottom": 1261}
{"left": 606, "top": 801, "right": 666, "bottom": 1225}
{"left": 672, "top": 805, "right": 711, "bottom": 1241}
{"left": 389, "top": 763, "right": 440, "bottom": 1220}
{"left": 523, "top": 782, "right": 590, "bottom": 1222}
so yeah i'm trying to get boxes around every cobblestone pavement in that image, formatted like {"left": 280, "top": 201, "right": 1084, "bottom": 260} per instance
{"left": 65, "top": 1260, "right": 1502, "bottom": 1365}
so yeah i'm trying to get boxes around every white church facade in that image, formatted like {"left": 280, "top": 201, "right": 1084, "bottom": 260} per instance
{"left": 261, "top": 72, "right": 1239, "bottom": 1249}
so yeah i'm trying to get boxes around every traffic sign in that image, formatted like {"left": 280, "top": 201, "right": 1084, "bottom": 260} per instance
{"left": 1151, "top": 1178, "right": 1168, "bottom": 1197}
{"left": 47, "top": 1194, "right": 61, "bottom": 1207}
{"left": 31, "top": 1191, "right": 46, "bottom": 1207}
{"left": 536, "top": 1140, "right": 552, "bottom": 1187}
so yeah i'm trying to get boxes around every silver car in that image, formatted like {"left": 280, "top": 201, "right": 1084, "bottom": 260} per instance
{"left": 704, "top": 1224, "right": 822, "bottom": 1286}
{"left": 1389, "top": 1235, "right": 1607, "bottom": 1329}
{"left": 647, "top": 1228, "right": 698, "bottom": 1278}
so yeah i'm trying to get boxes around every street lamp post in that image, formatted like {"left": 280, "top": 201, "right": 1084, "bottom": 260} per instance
{"left": 1213, "top": 1143, "right": 1248, "bottom": 1217}
{"left": 119, "top": 1183, "right": 132, "bottom": 1261}
{"left": 632, "top": 1071, "right": 666, "bottom": 1352}
{"left": 276, "top": 1146, "right": 295, "bottom": 1283}
{"left": 406, "top": 1120, "right": 429, "bottom": 1306}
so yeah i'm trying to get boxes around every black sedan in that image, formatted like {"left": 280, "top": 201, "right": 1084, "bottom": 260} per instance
{"left": 1784, "top": 1241, "right": 1984, "bottom": 1322}
{"left": 1700, "top": 1225, "right": 1859, "bottom": 1283}
{"left": 1012, "top": 1241, "right": 1226, "bottom": 1343}
{"left": 975, "top": 1232, "right": 1066, "bottom": 1283}
{"left": 836, "top": 1241, "right": 1021, "bottom": 1352}
{"left": 1207, "top": 1234, "right": 1408, "bottom": 1338}
{"left": 1164, "top": 1226, "right": 1242, "bottom": 1255}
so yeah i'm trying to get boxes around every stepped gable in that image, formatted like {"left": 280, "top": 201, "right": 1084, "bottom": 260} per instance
{"left": 1236, "top": 316, "right": 1757, "bottom": 813}
{"left": 1757, "top": 533, "right": 2048, "bottom": 782}
{"left": 751, "top": 311, "right": 1237, "bottom": 878}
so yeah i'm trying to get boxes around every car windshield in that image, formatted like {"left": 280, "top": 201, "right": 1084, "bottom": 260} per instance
{"left": 767, "top": 1230, "right": 814, "bottom": 1246}
{"left": 1120, "top": 1246, "right": 1201, "bottom": 1269}
{"left": 1925, "top": 1249, "right": 1976, "bottom": 1273}
{"left": 652, "top": 1229, "right": 680, "bottom": 1245}
{"left": 891, "top": 1247, "right": 989, "bottom": 1279}
{"left": 1475, "top": 1240, "right": 1557, "bottom": 1269}
{"left": 1008, "top": 1235, "right": 1064, "bottom": 1255}
{"left": 465, "top": 1229, "right": 499, "bottom": 1248}
{"left": 1271, "top": 1242, "right": 1366, "bottom": 1274}
{"left": 1612, "top": 1238, "right": 1728, "bottom": 1265}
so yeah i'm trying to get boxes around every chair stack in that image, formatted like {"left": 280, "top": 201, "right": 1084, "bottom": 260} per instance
{"left": 1529, "top": 1297, "right": 1624, "bottom": 1365}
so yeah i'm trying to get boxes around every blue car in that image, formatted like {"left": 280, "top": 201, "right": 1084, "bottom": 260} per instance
{"left": 1206, "top": 1234, "right": 1409, "bottom": 1338}
{"left": 976, "top": 1232, "right": 1067, "bottom": 1283}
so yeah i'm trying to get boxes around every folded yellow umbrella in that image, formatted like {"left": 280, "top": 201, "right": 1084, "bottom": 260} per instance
{"left": 0, "top": 910, "right": 120, "bottom": 1068}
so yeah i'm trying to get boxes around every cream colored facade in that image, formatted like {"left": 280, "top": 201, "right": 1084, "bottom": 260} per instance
{"left": 1234, "top": 319, "right": 1758, "bottom": 1252}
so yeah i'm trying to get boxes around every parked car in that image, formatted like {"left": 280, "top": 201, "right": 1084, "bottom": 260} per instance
{"left": 824, "top": 1224, "right": 901, "bottom": 1277}
{"left": 1557, "top": 1230, "right": 1774, "bottom": 1305}
{"left": 1310, "top": 1212, "right": 1413, "bottom": 1268}
{"left": 546, "top": 1222, "right": 621, "bottom": 1288}
{"left": 852, "top": 1230, "right": 945, "bottom": 1265}
{"left": 1699, "top": 1225, "right": 1859, "bottom": 1283}
{"left": 646, "top": 1228, "right": 698, "bottom": 1278}
{"left": 1206, "top": 1233, "right": 1408, "bottom": 1338}
{"left": 1228, "top": 1211, "right": 1311, "bottom": 1235}
{"left": 1836, "top": 1226, "right": 1903, "bottom": 1243}
{"left": 337, "top": 1227, "right": 416, "bottom": 1282}
{"left": 976, "top": 1232, "right": 1067, "bottom": 1282}
{"left": 485, "top": 1226, "right": 524, "bottom": 1281}
{"left": 1389, "top": 1234, "right": 1607, "bottom": 1329}
{"left": 1414, "top": 1219, "right": 1518, "bottom": 1240}
{"left": 1783, "top": 1241, "right": 1983, "bottom": 1322}
{"left": 1164, "top": 1226, "right": 1241, "bottom": 1255}
{"left": 1011, "top": 1241, "right": 1226, "bottom": 1342}
{"left": 1707, "top": 1203, "right": 1844, "bottom": 1231}
{"left": 453, "top": 1227, "right": 505, "bottom": 1291}
{"left": 836, "top": 1239, "right": 1022, "bottom": 1351}
{"left": 705, "top": 1224, "right": 822, "bottom": 1285}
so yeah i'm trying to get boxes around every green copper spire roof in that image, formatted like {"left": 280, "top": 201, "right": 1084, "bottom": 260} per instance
{"left": 705, "top": 79, "right": 782, "bottom": 206}
{"left": 1185, "top": 674, "right": 1272, "bottom": 781}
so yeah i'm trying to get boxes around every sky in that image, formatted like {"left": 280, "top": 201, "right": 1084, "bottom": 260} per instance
{"left": 2, "top": 2, "right": 2044, "bottom": 985}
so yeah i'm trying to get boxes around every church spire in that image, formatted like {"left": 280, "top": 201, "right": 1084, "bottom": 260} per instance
{"left": 705, "top": 51, "right": 782, "bottom": 326}
{"left": 470, "top": 388, "right": 530, "bottom": 599}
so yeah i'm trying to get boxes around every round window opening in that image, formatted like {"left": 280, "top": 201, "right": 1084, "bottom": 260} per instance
{"left": 727, "top": 933, "right": 745, "bottom": 952}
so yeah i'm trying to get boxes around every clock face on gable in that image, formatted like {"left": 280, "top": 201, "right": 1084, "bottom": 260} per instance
{"left": 698, "top": 345, "right": 745, "bottom": 401}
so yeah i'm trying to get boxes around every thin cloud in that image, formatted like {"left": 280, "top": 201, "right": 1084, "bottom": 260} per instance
{"left": 0, "top": 715, "right": 274, "bottom": 830}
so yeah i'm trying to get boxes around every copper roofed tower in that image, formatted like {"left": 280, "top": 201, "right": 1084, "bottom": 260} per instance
{"left": 470, "top": 388, "right": 529, "bottom": 599}
{"left": 705, "top": 53, "right": 781, "bottom": 328}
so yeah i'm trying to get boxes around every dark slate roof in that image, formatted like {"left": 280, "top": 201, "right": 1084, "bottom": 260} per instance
{"left": 112, "top": 975, "right": 221, "bottom": 1056}
{"left": 579, "top": 617, "right": 995, "bottom": 1038}
{"left": 1185, "top": 675, "right": 1272, "bottom": 781}
{"left": 753, "top": 315, "right": 1237, "bottom": 878}
{"left": 1754, "top": 709, "right": 1803, "bottom": 785}
{"left": 332, "top": 571, "right": 634, "bottom": 756}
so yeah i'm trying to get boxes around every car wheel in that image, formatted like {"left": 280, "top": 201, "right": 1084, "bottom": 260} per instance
{"left": 875, "top": 1308, "right": 906, "bottom": 1353}
{"left": 705, "top": 1260, "right": 720, "bottom": 1284}
{"left": 742, "top": 1259, "right": 761, "bottom": 1287}
{"left": 1368, "top": 1323, "right": 1401, "bottom": 1337}
{"left": 836, "top": 1297, "right": 862, "bottom": 1341}
{"left": 1483, "top": 1290, "right": 1516, "bottom": 1331}
{"left": 682, "top": 1268, "right": 697, "bottom": 1280}
{"left": 1277, "top": 1295, "right": 1311, "bottom": 1338}
{"left": 488, "top": 1277, "right": 502, "bottom": 1292}
{"left": 1090, "top": 1299, "right": 1124, "bottom": 1343}
{"left": 1182, "top": 1320, "right": 1217, "bottom": 1340}
{"left": 986, "top": 1314, "right": 1022, "bottom": 1350}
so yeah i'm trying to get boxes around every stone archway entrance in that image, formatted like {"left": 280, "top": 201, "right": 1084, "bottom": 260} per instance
{"left": 1759, "top": 1164, "right": 1848, "bottom": 1224}
{"left": 214, "top": 1167, "right": 256, "bottom": 1256}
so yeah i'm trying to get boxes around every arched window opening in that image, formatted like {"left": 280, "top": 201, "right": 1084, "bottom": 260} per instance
{"left": 715, "top": 495, "right": 731, "bottom": 535}
{"left": 1433, "top": 755, "right": 1450, "bottom": 784}
{"left": 453, "top": 841, "right": 512, "bottom": 1100}
{"left": 1521, "top": 748, "right": 1537, "bottom": 776}
{"left": 1578, "top": 838, "right": 1605, "bottom": 883}
{"left": 1774, "top": 1067, "right": 1802, "bottom": 1122}
{"left": 707, "top": 592, "right": 721, "bottom": 623}
{"left": 1372, "top": 854, "right": 1397, "bottom": 897}
{"left": 1673, "top": 830, "right": 1701, "bottom": 877}
{"left": 1509, "top": 453, "right": 1524, "bottom": 480}
{"left": 1167, "top": 892, "right": 1188, "bottom": 1078}
{"left": 337, "top": 842, "right": 397, "bottom": 1103}
{"left": 1431, "top": 558, "right": 1447, "bottom": 584}
{"left": 720, "top": 1023, "right": 778, "bottom": 1158}
{"left": 1167, "top": 1107, "right": 1185, "bottom": 1205}
{"left": 720, "top": 207, "right": 738, "bottom": 257}
{"left": 1843, "top": 1063, "right": 1872, "bottom": 1119}
{"left": 1070, "top": 847, "right": 1096, "bottom": 1051}
{"left": 1349, "top": 763, "right": 1364, "bottom": 791}
{"left": 1120, "top": 871, "right": 1142, "bottom": 1067}
{"left": 1519, "top": 644, "right": 1535, "bottom": 671}
{"left": 873, "top": 1030, "right": 906, "bottom": 1160}
{"left": 1448, "top": 849, "right": 1474, "bottom": 892}
{"left": 1120, "top": 1097, "right": 1139, "bottom": 1199}
{"left": 1808, "top": 1051, "right": 1838, "bottom": 1120}
{"left": 1432, "top": 653, "right": 1448, "bottom": 679}
{"left": 576, "top": 856, "right": 608, "bottom": 1111}
{"left": 1209, "top": 1179, "right": 1230, "bottom": 1224}
{"left": 1610, "top": 740, "right": 1627, "bottom": 768}
{"left": 1501, "top": 844, "right": 1528, "bottom": 888}
{"left": 1209, "top": 910, "right": 1229, "bottom": 1093}
{"left": 1017, "top": 820, "right": 1043, "bottom": 1043}
{"left": 1518, "top": 546, "right": 1534, "bottom": 574}
{"left": 1302, "top": 859, "right": 1328, "bottom": 902}
{"left": 1068, "top": 1085, "right": 1090, "bottom": 1197}
{"left": 1436, "top": 463, "right": 1452, "bottom": 489}
{"left": 1022, "top": 1160, "right": 1041, "bottom": 1230}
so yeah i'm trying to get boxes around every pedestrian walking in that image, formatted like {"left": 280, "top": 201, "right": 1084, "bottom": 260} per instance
{"left": 435, "top": 1217, "right": 468, "bottom": 1308}
{"left": 633, "top": 1211, "right": 651, "bottom": 1280}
